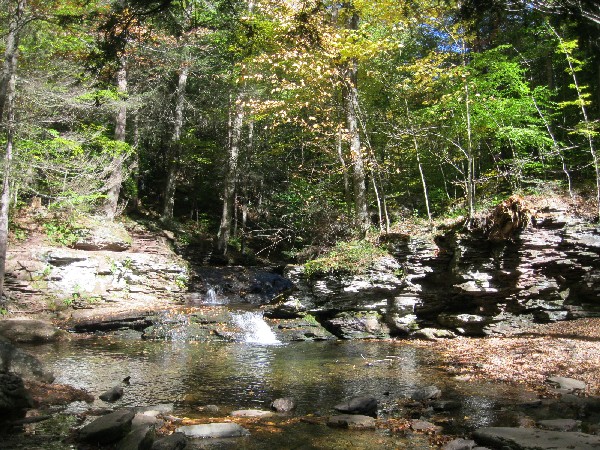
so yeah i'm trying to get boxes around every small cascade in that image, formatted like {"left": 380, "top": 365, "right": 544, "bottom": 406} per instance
{"left": 231, "top": 311, "right": 281, "bottom": 345}
{"left": 204, "top": 285, "right": 226, "bottom": 305}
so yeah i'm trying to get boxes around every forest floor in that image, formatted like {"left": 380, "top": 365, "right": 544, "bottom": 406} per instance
{"left": 411, "top": 318, "right": 600, "bottom": 396}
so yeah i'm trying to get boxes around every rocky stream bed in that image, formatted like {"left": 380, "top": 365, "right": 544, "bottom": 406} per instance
{"left": 1, "top": 196, "right": 600, "bottom": 448}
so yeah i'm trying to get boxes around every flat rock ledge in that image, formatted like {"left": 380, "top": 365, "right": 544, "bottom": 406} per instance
{"left": 473, "top": 426, "right": 600, "bottom": 450}
{"left": 176, "top": 423, "right": 250, "bottom": 438}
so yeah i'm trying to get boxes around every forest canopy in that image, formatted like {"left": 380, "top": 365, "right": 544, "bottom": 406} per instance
{"left": 1, "top": 0, "right": 599, "bottom": 260}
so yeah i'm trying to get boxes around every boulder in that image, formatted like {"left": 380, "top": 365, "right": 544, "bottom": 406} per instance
{"left": 271, "top": 397, "right": 297, "bottom": 413}
{"left": 410, "top": 385, "right": 442, "bottom": 402}
{"left": 176, "top": 422, "right": 250, "bottom": 438}
{"left": 100, "top": 386, "right": 124, "bottom": 402}
{"left": 0, "top": 338, "right": 54, "bottom": 382}
{"left": 325, "top": 311, "right": 390, "bottom": 339}
{"left": 117, "top": 425, "right": 154, "bottom": 450}
{"left": 132, "top": 412, "right": 162, "bottom": 428}
{"left": 333, "top": 395, "right": 378, "bottom": 417}
{"left": 0, "top": 372, "right": 32, "bottom": 415}
{"left": 151, "top": 432, "right": 187, "bottom": 450}
{"left": 473, "top": 427, "right": 600, "bottom": 450}
{"left": 327, "top": 414, "right": 376, "bottom": 429}
{"left": 78, "top": 408, "right": 136, "bottom": 445}
{"left": 274, "top": 317, "right": 337, "bottom": 342}
{"left": 0, "top": 319, "right": 65, "bottom": 343}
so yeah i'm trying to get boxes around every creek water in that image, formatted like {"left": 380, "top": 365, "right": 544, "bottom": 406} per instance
{"left": 19, "top": 327, "right": 539, "bottom": 449}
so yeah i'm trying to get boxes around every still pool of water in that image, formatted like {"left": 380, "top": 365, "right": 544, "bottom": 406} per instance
{"left": 11, "top": 336, "right": 540, "bottom": 449}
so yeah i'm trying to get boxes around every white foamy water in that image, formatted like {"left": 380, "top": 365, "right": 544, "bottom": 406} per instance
{"left": 231, "top": 311, "right": 281, "bottom": 345}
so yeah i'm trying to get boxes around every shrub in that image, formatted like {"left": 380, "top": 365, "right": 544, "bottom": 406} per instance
{"left": 303, "top": 240, "right": 388, "bottom": 278}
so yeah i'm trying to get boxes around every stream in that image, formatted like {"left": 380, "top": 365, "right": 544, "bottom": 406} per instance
{"left": 15, "top": 314, "right": 541, "bottom": 450}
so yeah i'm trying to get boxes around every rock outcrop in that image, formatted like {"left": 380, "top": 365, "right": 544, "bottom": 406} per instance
{"left": 273, "top": 200, "right": 600, "bottom": 338}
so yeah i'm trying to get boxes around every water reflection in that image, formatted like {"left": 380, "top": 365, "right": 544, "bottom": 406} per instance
{"left": 28, "top": 338, "right": 536, "bottom": 437}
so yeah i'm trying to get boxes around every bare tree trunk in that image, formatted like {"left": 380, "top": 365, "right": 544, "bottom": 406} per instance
{"left": 343, "top": 9, "right": 369, "bottom": 236}
{"left": 162, "top": 64, "right": 189, "bottom": 220}
{"left": 336, "top": 127, "right": 352, "bottom": 216}
{"left": 550, "top": 24, "right": 600, "bottom": 219}
{"left": 0, "top": 0, "right": 26, "bottom": 300}
{"left": 103, "top": 59, "right": 127, "bottom": 219}
{"left": 405, "top": 100, "right": 432, "bottom": 223}
{"left": 463, "top": 62, "right": 475, "bottom": 226}
{"left": 217, "top": 94, "right": 244, "bottom": 254}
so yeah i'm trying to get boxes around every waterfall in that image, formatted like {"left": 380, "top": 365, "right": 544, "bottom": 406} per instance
{"left": 231, "top": 311, "right": 281, "bottom": 345}
{"left": 204, "top": 286, "right": 226, "bottom": 305}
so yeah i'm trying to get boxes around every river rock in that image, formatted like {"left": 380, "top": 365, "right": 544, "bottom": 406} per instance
{"left": 0, "top": 372, "right": 33, "bottom": 415}
{"left": 546, "top": 376, "right": 586, "bottom": 392}
{"left": 537, "top": 418, "right": 581, "bottom": 431}
{"left": 0, "top": 337, "right": 54, "bottom": 382}
{"left": 327, "top": 414, "right": 376, "bottom": 429}
{"left": 437, "top": 313, "right": 489, "bottom": 336}
{"left": 410, "top": 385, "right": 442, "bottom": 402}
{"left": 410, "top": 420, "right": 442, "bottom": 433}
{"left": 151, "top": 432, "right": 187, "bottom": 450}
{"left": 442, "top": 438, "right": 477, "bottom": 450}
{"left": 411, "top": 328, "right": 457, "bottom": 340}
{"left": 230, "top": 409, "right": 274, "bottom": 418}
{"left": 176, "top": 422, "right": 250, "bottom": 438}
{"left": 100, "top": 385, "right": 124, "bottom": 402}
{"left": 132, "top": 412, "right": 162, "bottom": 428}
{"left": 0, "top": 319, "right": 65, "bottom": 343}
{"left": 324, "top": 311, "right": 390, "bottom": 339}
{"left": 333, "top": 395, "right": 378, "bottom": 417}
{"left": 271, "top": 397, "right": 296, "bottom": 412}
{"left": 79, "top": 408, "right": 136, "bottom": 444}
{"left": 473, "top": 426, "right": 600, "bottom": 449}
{"left": 117, "top": 425, "right": 154, "bottom": 450}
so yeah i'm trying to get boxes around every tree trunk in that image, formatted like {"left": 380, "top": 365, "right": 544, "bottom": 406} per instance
{"left": 343, "top": 9, "right": 369, "bottom": 236}
{"left": 103, "top": 59, "right": 127, "bottom": 219}
{"left": 0, "top": 0, "right": 26, "bottom": 300}
{"left": 217, "top": 93, "right": 244, "bottom": 254}
{"left": 162, "top": 64, "right": 189, "bottom": 220}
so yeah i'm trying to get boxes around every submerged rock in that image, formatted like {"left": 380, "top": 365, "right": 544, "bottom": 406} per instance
{"left": 410, "top": 385, "right": 442, "bottom": 402}
{"left": 333, "top": 395, "right": 378, "bottom": 417}
{"left": 327, "top": 414, "right": 376, "bottom": 429}
{"left": 537, "top": 418, "right": 581, "bottom": 432}
{"left": 176, "top": 422, "right": 250, "bottom": 438}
